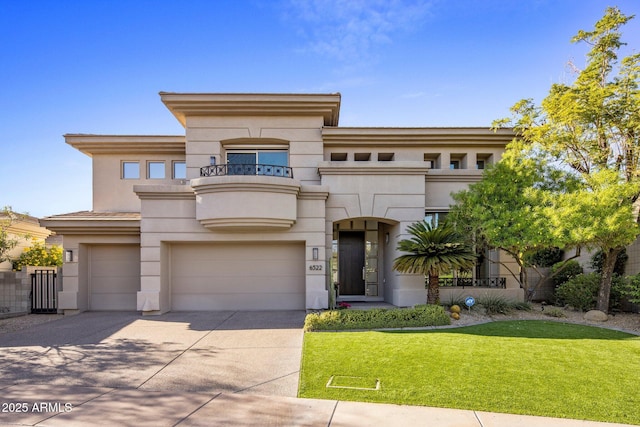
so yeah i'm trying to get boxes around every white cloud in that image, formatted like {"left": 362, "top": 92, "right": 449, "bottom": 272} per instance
{"left": 284, "top": 0, "right": 434, "bottom": 63}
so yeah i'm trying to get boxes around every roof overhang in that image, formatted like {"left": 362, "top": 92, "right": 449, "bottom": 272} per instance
{"left": 322, "top": 127, "right": 515, "bottom": 146}
{"left": 160, "top": 92, "right": 341, "bottom": 127}
{"left": 40, "top": 212, "right": 141, "bottom": 235}
{"left": 65, "top": 135, "right": 186, "bottom": 157}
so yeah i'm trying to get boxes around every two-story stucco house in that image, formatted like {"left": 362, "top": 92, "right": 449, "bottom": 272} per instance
{"left": 41, "top": 93, "right": 523, "bottom": 315}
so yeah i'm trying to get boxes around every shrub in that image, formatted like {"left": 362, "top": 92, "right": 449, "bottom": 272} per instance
{"left": 590, "top": 249, "right": 628, "bottom": 276}
{"left": 477, "top": 294, "right": 512, "bottom": 315}
{"left": 609, "top": 275, "right": 627, "bottom": 311}
{"left": 555, "top": 273, "right": 626, "bottom": 311}
{"left": 555, "top": 273, "right": 599, "bottom": 311}
{"left": 623, "top": 274, "right": 640, "bottom": 304}
{"left": 442, "top": 293, "right": 467, "bottom": 309}
{"left": 525, "top": 247, "right": 564, "bottom": 268}
{"left": 303, "top": 305, "right": 450, "bottom": 332}
{"left": 12, "top": 242, "right": 62, "bottom": 271}
{"left": 543, "top": 307, "right": 566, "bottom": 318}
{"left": 512, "top": 301, "right": 533, "bottom": 311}
{"left": 551, "top": 260, "right": 583, "bottom": 288}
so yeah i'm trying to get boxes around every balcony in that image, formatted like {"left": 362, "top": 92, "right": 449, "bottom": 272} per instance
{"left": 439, "top": 277, "right": 507, "bottom": 288}
{"left": 191, "top": 164, "right": 300, "bottom": 231}
{"left": 200, "top": 163, "right": 293, "bottom": 178}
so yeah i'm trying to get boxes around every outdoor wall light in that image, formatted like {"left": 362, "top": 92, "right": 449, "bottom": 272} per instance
{"left": 65, "top": 250, "right": 73, "bottom": 262}
{"left": 312, "top": 247, "right": 319, "bottom": 260}
{"left": 210, "top": 156, "right": 216, "bottom": 165}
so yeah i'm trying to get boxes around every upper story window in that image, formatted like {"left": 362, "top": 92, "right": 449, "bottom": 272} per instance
{"left": 226, "top": 150, "right": 290, "bottom": 177}
{"left": 449, "top": 160, "right": 460, "bottom": 170}
{"left": 122, "top": 161, "right": 140, "bottom": 179}
{"left": 148, "top": 161, "right": 165, "bottom": 179}
{"left": 424, "top": 153, "right": 440, "bottom": 169}
{"left": 173, "top": 161, "right": 186, "bottom": 179}
{"left": 476, "top": 159, "right": 485, "bottom": 170}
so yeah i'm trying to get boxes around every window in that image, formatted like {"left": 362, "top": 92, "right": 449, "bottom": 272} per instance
{"left": 148, "top": 161, "right": 165, "bottom": 179}
{"left": 173, "top": 161, "right": 186, "bottom": 179}
{"left": 377, "top": 153, "right": 394, "bottom": 161}
{"left": 476, "top": 154, "right": 491, "bottom": 169}
{"left": 425, "top": 212, "right": 448, "bottom": 228}
{"left": 122, "top": 161, "right": 140, "bottom": 179}
{"left": 354, "top": 152, "right": 371, "bottom": 161}
{"left": 330, "top": 152, "right": 347, "bottom": 161}
{"left": 424, "top": 153, "right": 440, "bottom": 169}
{"left": 226, "top": 150, "right": 289, "bottom": 176}
{"left": 449, "top": 160, "right": 460, "bottom": 170}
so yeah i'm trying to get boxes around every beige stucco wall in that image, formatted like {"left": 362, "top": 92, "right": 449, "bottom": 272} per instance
{"left": 626, "top": 238, "right": 640, "bottom": 276}
{"left": 92, "top": 154, "right": 186, "bottom": 212}
{"left": 184, "top": 116, "right": 324, "bottom": 185}
{"left": 319, "top": 162, "right": 430, "bottom": 307}
{"left": 53, "top": 95, "right": 537, "bottom": 312}
{"left": 134, "top": 183, "right": 329, "bottom": 314}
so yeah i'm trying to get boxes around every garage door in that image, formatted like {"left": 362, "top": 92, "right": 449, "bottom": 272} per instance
{"left": 171, "top": 242, "right": 305, "bottom": 310}
{"left": 89, "top": 245, "right": 140, "bottom": 310}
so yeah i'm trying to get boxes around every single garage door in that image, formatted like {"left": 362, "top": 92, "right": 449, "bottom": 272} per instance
{"left": 88, "top": 245, "right": 140, "bottom": 310}
{"left": 171, "top": 242, "right": 305, "bottom": 310}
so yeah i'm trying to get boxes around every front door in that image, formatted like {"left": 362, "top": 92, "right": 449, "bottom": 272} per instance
{"left": 338, "top": 231, "right": 365, "bottom": 295}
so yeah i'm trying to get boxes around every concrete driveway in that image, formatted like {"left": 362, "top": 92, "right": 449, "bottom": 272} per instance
{"left": 0, "top": 311, "right": 305, "bottom": 396}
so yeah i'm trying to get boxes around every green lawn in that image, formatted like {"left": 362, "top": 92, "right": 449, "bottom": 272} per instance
{"left": 298, "top": 321, "right": 640, "bottom": 425}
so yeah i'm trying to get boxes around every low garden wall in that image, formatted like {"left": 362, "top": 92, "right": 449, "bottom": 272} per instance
{"left": 0, "top": 266, "right": 59, "bottom": 318}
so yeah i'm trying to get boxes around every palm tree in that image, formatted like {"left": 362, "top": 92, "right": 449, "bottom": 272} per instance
{"left": 393, "top": 221, "right": 476, "bottom": 305}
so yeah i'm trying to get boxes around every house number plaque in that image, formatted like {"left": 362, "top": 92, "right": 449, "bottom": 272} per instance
{"left": 309, "top": 265, "right": 323, "bottom": 271}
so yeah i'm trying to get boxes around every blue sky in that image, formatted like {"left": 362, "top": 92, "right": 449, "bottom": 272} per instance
{"left": 2, "top": 0, "right": 639, "bottom": 218}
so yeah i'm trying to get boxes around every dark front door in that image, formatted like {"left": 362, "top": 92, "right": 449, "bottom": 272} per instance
{"left": 339, "top": 231, "right": 365, "bottom": 296}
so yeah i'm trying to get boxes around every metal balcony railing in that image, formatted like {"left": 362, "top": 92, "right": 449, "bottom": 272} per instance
{"left": 439, "top": 277, "right": 507, "bottom": 288}
{"left": 200, "top": 163, "right": 293, "bottom": 178}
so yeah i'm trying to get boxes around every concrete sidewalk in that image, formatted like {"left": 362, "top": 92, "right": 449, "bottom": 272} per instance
{"left": 0, "top": 312, "right": 636, "bottom": 426}
{"left": 0, "top": 384, "right": 635, "bottom": 427}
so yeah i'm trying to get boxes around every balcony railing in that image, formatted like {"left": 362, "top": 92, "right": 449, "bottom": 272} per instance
{"left": 439, "top": 277, "right": 507, "bottom": 288}
{"left": 200, "top": 163, "right": 293, "bottom": 178}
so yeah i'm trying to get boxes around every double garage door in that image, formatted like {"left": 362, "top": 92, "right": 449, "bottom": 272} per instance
{"left": 87, "top": 243, "right": 305, "bottom": 311}
{"left": 171, "top": 242, "right": 305, "bottom": 311}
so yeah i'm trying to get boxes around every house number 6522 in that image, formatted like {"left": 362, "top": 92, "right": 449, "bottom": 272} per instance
{"left": 309, "top": 265, "right": 323, "bottom": 271}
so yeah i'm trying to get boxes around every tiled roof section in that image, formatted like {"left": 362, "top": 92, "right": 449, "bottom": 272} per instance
{"left": 0, "top": 213, "right": 40, "bottom": 224}
{"left": 43, "top": 211, "right": 141, "bottom": 220}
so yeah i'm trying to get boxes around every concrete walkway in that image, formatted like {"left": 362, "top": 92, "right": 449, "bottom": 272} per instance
{"left": 0, "top": 312, "right": 635, "bottom": 426}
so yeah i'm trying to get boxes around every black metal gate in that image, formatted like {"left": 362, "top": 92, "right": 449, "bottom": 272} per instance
{"left": 31, "top": 270, "right": 57, "bottom": 314}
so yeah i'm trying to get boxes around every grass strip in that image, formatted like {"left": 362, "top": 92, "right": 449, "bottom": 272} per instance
{"left": 299, "top": 320, "right": 640, "bottom": 425}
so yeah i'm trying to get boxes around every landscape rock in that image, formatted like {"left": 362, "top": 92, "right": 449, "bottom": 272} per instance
{"left": 583, "top": 310, "right": 608, "bottom": 322}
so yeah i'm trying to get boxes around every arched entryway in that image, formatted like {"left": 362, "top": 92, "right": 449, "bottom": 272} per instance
{"left": 331, "top": 218, "right": 398, "bottom": 303}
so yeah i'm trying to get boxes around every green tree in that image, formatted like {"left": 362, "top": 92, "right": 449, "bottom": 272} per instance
{"left": 0, "top": 206, "right": 29, "bottom": 264}
{"left": 493, "top": 7, "right": 640, "bottom": 312}
{"left": 449, "top": 146, "right": 581, "bottom": 300}
{"left": 393, "top": 221, "right": 476, "bottom": 305}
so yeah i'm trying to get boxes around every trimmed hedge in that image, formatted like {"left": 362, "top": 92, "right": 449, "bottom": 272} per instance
{"left": 555, "top": 272, "right": 626, "bottom": 311}
{"left": 303, "top": 304, "right": 450, "bottom": 332}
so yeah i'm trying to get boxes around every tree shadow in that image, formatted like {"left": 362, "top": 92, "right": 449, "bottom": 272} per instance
{"left": 0, "top": 310, "right": 305, "bottom": 395}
